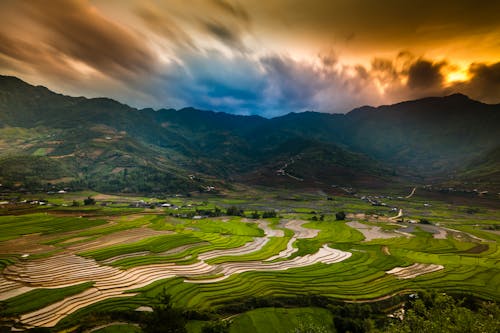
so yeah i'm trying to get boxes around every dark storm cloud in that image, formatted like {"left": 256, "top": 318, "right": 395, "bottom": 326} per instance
{"left": 367, "top": 56, "right": 500, "bottom": 105}
{"left": 407, "top": 60, "right": 446, "bottom": 90}
{"left": 144, "top": 51, "right": 380, "bottom": 116}
{"left": 449, "top": 62, "right": 500, "bottom": 104}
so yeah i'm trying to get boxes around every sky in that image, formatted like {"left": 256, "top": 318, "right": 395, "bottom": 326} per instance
{"left": 0, "top": 0, "right": 499, "bottom": 117}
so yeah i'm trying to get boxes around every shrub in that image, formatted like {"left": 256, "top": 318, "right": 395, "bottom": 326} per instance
{"left": 262, "top": 211, "right": 277, "bottom": 218}
{"left": 226, "top": 206, "right": 244, "bottom": 216}
{"left": 83, "top": 196, "right": 96, "bottom": 205}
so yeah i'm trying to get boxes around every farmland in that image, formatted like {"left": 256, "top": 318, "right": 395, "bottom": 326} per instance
{"left": 0, "top": 187, "right": 499, "bottom": 331}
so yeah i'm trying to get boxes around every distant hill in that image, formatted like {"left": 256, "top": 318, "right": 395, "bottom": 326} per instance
{"left": 1, "top": 75, "right": 499, "bottom": 193}
{"left": 343, "top": 94, "right": 500, "bottom": 175}
{"left": 455, "top": 145, "right": 500, "bottom": 188}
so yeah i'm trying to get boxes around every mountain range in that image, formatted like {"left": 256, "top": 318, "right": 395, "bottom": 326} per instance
{"left": 0, "top": 75, "right": 499, "bottom": 194}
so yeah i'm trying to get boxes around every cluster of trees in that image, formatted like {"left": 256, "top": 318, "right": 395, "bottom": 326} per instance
{"left": 83, "top": 196, "right": 95, "bottom": 205}
{"left": 311, "top": 214, "right": 325, "bottom": 221}
{"left": 385, "top": 291, "right": 500, "bottom": 333}
{"left": 225, "top": 206, "right": 277, "bottom": 219}
{"left": 226, "top": 206, "right": 245, "bottom": 216}
{"left": 195, "top": 207, "right": 223, "bottom": 217}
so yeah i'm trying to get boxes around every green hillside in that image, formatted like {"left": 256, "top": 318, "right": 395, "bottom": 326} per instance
{"left": 1, "top": 75, "right": 499, "bottom": 192}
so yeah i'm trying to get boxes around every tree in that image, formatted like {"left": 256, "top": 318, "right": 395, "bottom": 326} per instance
{"left": 262, "top": 211, "right": 277, "bottom": 218}
{"left": 335, "top": 211, "right": 346, "bottom": 221}
{"left": 385, "top": 292, "right": 500, "bottom": 333}
{"left": 226, "top": 206, "right": 244, "bottom": 216}
{"left": 250, "top": 211, "right": 260, "bottom": 219}
{"left": 142, "top": 290, "right": 186, "bottom": 333}
{"left": 83, "top": 196, "right": 96, "bottom": 205}
{"left": 214, "top": 207, "right": 222, "bottom": 216}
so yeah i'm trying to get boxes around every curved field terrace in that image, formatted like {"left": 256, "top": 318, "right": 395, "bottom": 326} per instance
{"left": 0, "top": 190, "right": 499, "bottom": 330}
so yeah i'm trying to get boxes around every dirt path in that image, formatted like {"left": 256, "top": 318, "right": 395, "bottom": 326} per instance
{"left": 389, "top": 209, "right": 404, "bottom": 221}
{"left": 405, "top": 187, "right": 417, "bottom": 199}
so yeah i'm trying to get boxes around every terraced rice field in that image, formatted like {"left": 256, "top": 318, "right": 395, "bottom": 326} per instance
{"left": 0, "top": 191, "right": 499, "bottom": 330}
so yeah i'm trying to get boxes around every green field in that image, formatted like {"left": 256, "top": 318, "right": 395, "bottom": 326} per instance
{"left": 0, "top": 189, "right": 498, "bottom": 332}
{"left": 1, "top": 282, "right": 93, "bottom": 315}
{"left": 228, "top": 307, "right": 335, "bottom": 333}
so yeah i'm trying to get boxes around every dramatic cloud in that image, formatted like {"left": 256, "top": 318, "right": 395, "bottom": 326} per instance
{"left": 211, "top": 0, "right": 250, "bottom": 24}
{"left": 202, "top": 20, "right": 247, "bottom": 51}
{"left": 135, "top": 4, "right": 196, "bottom": 51}
{"left": 0, "top": 0, "right": 498, "bottom": 116}
{"left": 407, "top": 60, "right": 446, "bottom": 90}
{"left": 449, "top": 62, "right": 500, "bottom": 104}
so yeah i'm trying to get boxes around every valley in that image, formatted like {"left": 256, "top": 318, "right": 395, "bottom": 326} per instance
{"left": 0, "top": 186, "right": 498, "bottom": 331}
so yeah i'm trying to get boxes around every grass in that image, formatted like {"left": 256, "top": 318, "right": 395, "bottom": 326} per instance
{"left": 80, "top": 234, "right": 203, "bottom": 261}
{"left": 185, "top": 218, "right": 264, "bottom": 237}
{"left": 0, "top": 213, "right": 107, "bottom": 242}
{"left": 1, "top": 282, "right": 93, "bottom": 315}
{"left": 45, "top": 214, "right": 168, "bottom": 246}
{"left": 207, "top": 236, "right": 291, "bottom": 264}
{"left": 186, "top": 320, "right": 205, "bottom": 333}
{"left": 229, "top": 307, "right": 335, "bottom": 333}
{"left": 292, "top": 219, "right": 364, "bottom": 257}
{"left": 0, "top": 254, "right": 19, "bottom": 269}
{"left": 32, "top": 147, "right": 48, "bottom": 156}
{"left": 111, "top": 234, "right": 253, "bottom": 268}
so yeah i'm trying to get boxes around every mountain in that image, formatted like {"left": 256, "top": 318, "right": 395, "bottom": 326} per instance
{"left": 455, "top": 145, "right": 500, "bottom": 188}
{"left": 343, "top": 94, "right": 500, "bottom": 175}
{"left": 0, "top": 75, "right": 499, "bottom": 193}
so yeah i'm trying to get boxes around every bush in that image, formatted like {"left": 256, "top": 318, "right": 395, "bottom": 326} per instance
{"left": 142, "top": 290, "right": 186, "bottom": 333}
{"left": 262, "top": 211, "right": 277, "bottom": 218}
{"left": 419, "top": 218, "right": 431, "bottom": 224}
{"left": 83, "top": 196, "right": 96, "bottom": 205}
{"left": 226, "top": 206, "right": 244, "bottom": 216}
{"left": 335, "top": 211, "right": 346, "bottom": 221}
{"left": 250, "top": 211, "right": 260, "bottom": 219}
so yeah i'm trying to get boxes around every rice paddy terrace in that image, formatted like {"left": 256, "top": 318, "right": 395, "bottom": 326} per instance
{"left": 0, "top": 188, "right": 499, "bottom": 330}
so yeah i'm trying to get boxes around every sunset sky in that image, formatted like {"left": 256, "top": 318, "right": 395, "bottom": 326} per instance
{"left": 1, "top": 0, "right": 499, "bottom": 116}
